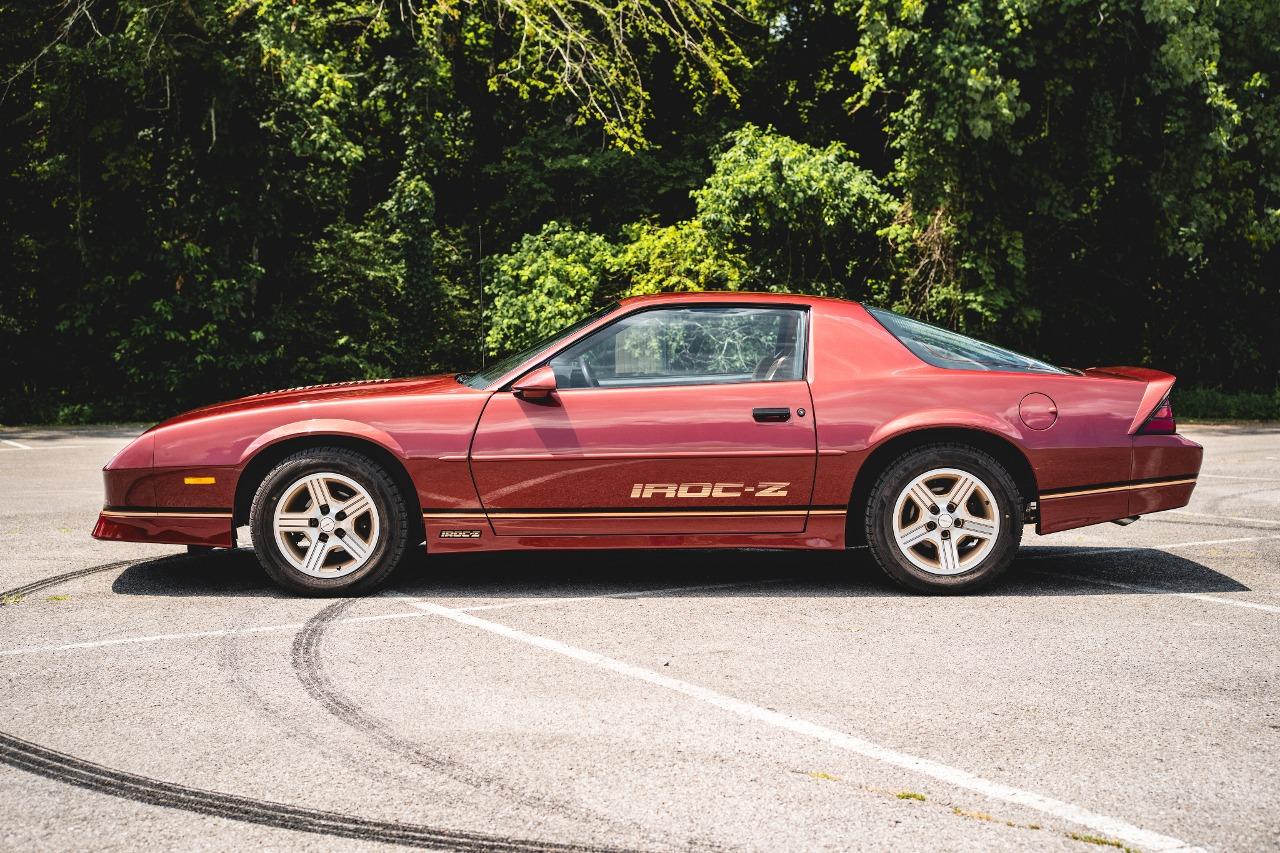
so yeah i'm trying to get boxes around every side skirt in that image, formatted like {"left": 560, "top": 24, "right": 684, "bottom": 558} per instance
{"left": 422, "top": 510, "right": 847, "bottom": 553}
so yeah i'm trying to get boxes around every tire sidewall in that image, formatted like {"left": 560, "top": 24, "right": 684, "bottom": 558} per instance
{"left": 250, "top": 452, "right": 405, "bottom": 595}
{"left": 869, "top": 446, "right": 1023, "bottom": 593}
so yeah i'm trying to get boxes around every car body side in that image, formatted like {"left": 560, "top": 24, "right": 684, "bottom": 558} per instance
{"left": 93, "top": 294, "right": 1202, "bottom": 552}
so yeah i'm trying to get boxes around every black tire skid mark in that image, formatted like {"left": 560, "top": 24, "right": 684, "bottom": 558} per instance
{"left": 290, "top": 599, "right": 689, "bottom": 850}
{"left": 0, "top": 731, "right": 623, "bottom": 852}
{"left": 216, "top": 614, "right": 434, "bottom": 796}
{"left": 0, "top": 561, "right": 640, "bottom": 853}
{"left": 4, "top": 558, "right": 147, "bottom": 598}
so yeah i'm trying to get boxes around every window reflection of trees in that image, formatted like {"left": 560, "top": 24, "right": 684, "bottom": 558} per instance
{"left": 573, "top": 308, "right": 798, "bottom": 383}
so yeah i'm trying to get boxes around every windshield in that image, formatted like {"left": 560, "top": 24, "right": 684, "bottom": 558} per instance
{"left": 866, "top": 307, "right": 1067, "bottom": 374}
{"left": 460, "top": 303, "right": 620, "bottom": 390}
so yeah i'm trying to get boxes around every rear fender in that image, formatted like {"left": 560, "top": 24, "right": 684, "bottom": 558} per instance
{"left": 866, "top": 410, "right": 1023, "bottom": 449}
{"left": 1082, "top": 367, "right": 1175, "bottom": 434}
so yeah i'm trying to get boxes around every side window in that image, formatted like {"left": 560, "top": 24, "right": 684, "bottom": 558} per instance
{"left": 550, "top": 306, "right": 805, "bottom": 389}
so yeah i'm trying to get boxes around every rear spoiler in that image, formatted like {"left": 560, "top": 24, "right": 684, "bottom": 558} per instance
{"left": 1081, "top": 366, "right": 1176, "bottom": 435}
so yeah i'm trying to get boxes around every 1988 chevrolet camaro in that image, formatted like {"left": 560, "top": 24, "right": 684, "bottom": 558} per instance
{"left": 94, "top": 293, "right": 1202, "bottom": 595}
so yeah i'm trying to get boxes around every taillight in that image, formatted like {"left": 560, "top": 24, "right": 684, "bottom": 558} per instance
{"left": 1138, "top": 396, "right": 1176, "bottom": 435}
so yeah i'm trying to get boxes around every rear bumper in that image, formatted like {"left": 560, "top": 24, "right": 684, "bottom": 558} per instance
{"left": 92, "top": 508, "right": 234, "bottom": 548}
{"left": 1038, "top": 434, "right": 1202, "bottom": 534}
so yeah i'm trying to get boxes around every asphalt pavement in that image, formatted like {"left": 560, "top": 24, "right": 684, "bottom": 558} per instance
{"left": 0, "top": 423, "right": 1276, "bottom": 852}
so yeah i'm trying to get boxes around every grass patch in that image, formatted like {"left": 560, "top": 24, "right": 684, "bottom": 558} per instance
{"left": 896, "top": 791, "right": 926, "bottom": 801}
{"left": 807, "top": 771, "right": 840, "bottom": 782}
{"left": 952, "top": 806, "right": 993, "bottom": 821}
{"left": 1177, "top": 387, "right": 1280, "bottom": 421}
{"left": 952, "top": 807, "right": 1043, "bottom": 831}
{"left": 0, "top": 594, "right": 23, "bottom": 606}
{"left": 1068, "top": 832, "right": 1134, "bottom": 851}
{"left": 46, "top": 595, "right": 68, "bottom": 602}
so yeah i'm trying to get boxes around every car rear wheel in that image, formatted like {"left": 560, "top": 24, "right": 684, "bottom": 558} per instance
{"left": 249, "top": 448, "right": 409, "bottom": 595}
{"left": 864, "top": 444, "right": 1023, "bottom": 593}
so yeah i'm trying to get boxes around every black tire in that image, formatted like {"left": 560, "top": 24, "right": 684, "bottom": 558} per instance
{"left": 249, "top": 448, "right": 410, "bottom": 596}
{"left": 864, "top": 443, "right": 1023, "bottom": 594}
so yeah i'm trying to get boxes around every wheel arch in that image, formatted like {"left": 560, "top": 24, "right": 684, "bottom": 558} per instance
{"left": 845, "top": 426, "right": 1038, "bottom": 547}
{"left": 233, "top": 432, "right": 424, "bottom": 544}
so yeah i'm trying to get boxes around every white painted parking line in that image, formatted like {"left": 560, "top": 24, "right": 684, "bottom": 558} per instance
{"left": 1031, "top": 571, "right": 1280, "bottom": 614}
{"left": 1199, "top": 473, "right": 1280, "bottom": 482}
{"left": 0, "top": 611, "right": 428, "bottom": 657}
{"left": 0, "top": 580, "right": 786, "bottom": 657}
{"left": 0, "top": 444, "right": 88, "bottom": 452}
{"left": 1160, "top": 533, "right": 1280, "bottom": 549}
{"left": 1164, "top": 510, "right": 1280, "bottom": 527}
{"left": 453, "top": 579, "right": 786, "bottom": 612}
{"left": 0, "top": 439, "right": 32, "bottom": 450}
{"left": 413, "top": 600, "right": 1203, "bottom": 853}
{"left": 1020, "top": 533, "right": 1280, "bottom": 562}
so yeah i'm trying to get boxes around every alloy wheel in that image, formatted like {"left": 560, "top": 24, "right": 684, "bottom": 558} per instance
{"left": 272, "top": 472, "right": 380, "bottom": 578}
{"left": 891, "top": 467, "right": 1000, "bottom": 576}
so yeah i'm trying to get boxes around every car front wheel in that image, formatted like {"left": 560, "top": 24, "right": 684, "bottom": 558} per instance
{"left": 865, "top": 444, "right": 1023, "bottom": 593}
{"left": 249, "top": 448, "right": 409, "bottom": 595}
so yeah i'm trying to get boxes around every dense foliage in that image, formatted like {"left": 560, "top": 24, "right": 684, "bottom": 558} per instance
{"left": 1, "top": 0, "right": 1276, "bottom": 422}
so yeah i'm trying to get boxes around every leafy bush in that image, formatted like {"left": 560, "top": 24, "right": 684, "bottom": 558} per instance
{"left": 2, "top": 2, "right": 1278, "bottom": 423}
{"left": 693, "top": 125, "right": 896, "bottom": 297}
{"left": 484, "top": 224, "right": 620, "bottom": 355}
{"left": 615, "top": 220, "right": 744, "bottom": 296}
{"left": 1176, "top": 388, "right": 1280, "bottom": 421}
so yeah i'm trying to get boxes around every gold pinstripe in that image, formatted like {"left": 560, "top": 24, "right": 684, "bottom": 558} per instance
{"left": 102, "top": 510, "right": 233, "bottom": 519}
{"left": 1039, "top": 478, "right": 1197, "bottom": 500}
{"left": 424, "top": 508, "right": 847, "bottom": 519}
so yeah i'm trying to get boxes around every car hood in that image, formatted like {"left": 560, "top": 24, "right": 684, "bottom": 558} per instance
{"left": 152, "top": 374, "right": 467, "bottom": 429}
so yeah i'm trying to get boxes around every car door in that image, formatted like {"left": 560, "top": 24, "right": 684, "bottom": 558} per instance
{"left": 469, "top": 304, "right": 817, "bottom": 535}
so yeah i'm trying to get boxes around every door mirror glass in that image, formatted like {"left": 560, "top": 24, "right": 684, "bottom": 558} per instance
{"left": 512, "top": 365, "right": 558, "bottom": 400}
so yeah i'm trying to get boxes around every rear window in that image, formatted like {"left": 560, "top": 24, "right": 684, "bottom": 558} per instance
{"left": 867, "top": 307, "right": 1067, "bottom": 375}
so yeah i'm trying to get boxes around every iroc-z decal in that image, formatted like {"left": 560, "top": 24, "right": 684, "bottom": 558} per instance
{"left": 629, "top": 482, "right": 790, "bottom": 499}
{"left": 438, "top": 529, "right": 482, "bottom": 539}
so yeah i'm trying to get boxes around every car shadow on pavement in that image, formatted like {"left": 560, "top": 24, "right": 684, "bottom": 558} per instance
{"left": 109, "top": 544, "right": 1250, "bottom": 600}
{"left": 111, "top": 550, "right": 283, "bottom": 598}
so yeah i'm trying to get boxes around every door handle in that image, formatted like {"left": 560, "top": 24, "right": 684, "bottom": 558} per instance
{"left": 753, "top": 407, "right": 791, "bottom": 423}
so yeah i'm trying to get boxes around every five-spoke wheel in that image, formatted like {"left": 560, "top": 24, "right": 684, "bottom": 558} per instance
{"left": 866, "top": 444, "right": 1023, "bottom": 593}
{"left": 891, "top": 467, "right": 1000, "bottom": 576}
{"left": 250, "top": 449, "right": 410, "bottom": 595}
{"left": 272, "top": 472, "right": 380, "bottom": 578}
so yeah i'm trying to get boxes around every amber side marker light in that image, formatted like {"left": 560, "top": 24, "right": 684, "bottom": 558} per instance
{"left": 183, "top": 476, "right": 216, "bottom": 485}
{"left": 1138, "top": 396, "right": 1177, "bottom": 435}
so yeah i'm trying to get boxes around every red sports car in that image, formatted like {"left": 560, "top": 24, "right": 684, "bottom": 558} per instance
{"left": 94, "top": 293, "right": 1201, "bottom": 594}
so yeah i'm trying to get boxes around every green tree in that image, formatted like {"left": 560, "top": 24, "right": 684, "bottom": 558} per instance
{"left": 484, "top": 223, "right": 619, "bottom": 354}
{"left": 693, "top": 124, "right": 896, "bottom": 297}
{"left": 852, "top": 0, "right": 1280, "bottom": 383}
{"left": 616, "top": 220, "right": 744, "bottom": 295}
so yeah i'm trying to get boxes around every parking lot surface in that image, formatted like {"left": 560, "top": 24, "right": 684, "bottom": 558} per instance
{"left": 0, "top": 424, "right": 1276, "bottom": 852}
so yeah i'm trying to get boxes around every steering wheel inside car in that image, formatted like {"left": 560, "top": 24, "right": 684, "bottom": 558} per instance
{"left": 577, "top": 355, "right": 599, "bottom": 387}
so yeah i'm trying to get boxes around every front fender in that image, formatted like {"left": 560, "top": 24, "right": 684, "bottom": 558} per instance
{"left": 239, "top": 419, "right": 408, "bottom": 465}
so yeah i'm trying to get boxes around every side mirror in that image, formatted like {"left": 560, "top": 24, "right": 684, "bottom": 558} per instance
{"left": 512, "top": 365, "right": 557, "bottom": 401}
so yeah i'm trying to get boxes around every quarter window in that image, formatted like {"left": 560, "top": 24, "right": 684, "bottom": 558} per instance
{"left": 867, "top": 306, "right": 1068, "bottom": 374}
{"left": 550, "top": 306, "right": 806, "bottom": 389}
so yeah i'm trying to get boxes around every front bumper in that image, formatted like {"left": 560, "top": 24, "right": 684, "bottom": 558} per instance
{"left": 93, "top": 509, "right": 234, "bottom": 548}
{"left": 93, "top": 432, "right": 237, "bottom": 548}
